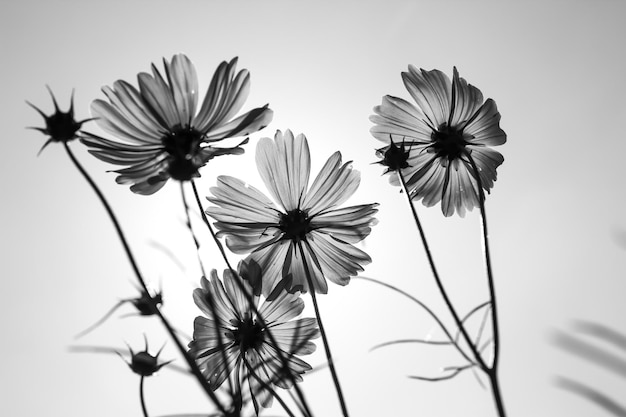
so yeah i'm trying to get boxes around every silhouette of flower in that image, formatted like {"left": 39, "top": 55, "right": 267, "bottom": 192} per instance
{"left": 371, "top": 67, "right": 506, "bottom": 217}
{"left": 82, "top": 54, "right": 273, "bottom": 195}
{"left": 119, "top": 336, "right": 172, "bottom": 377}
{"left": 206, "top": 130, "right": 378, "bottom": 295}
{"left": 27, "top": 87, "right": 92, "bottom": 154}
{"left": 188, "top": 261, "right": 319, "bottom": 411}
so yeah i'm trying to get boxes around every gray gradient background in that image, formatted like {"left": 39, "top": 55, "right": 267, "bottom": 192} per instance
{"left": 2, "top": 0, "right": 625, "bottom": 416}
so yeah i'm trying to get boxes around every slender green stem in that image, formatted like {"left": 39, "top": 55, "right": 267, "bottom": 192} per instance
{"left": 397, "top": 170, "right": 489, "bottom": 372}
{"left": 139, "top": 376, "right": 149, "bottom": 417}
{"left": 63, "top": 142, "right": 227, "bottom": 414}
{"left": 297, "top": 242, "right": 349, "bottom": 417}
{"left": 465, "top": 154, "right": 506, "bottom": 417}
{"left": 190, "top": 179, "right": 313, "bottom": 417}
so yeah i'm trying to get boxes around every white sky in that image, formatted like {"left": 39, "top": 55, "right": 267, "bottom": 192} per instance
{"left": 2, "top": 0, "right": 626, "bottom": 416}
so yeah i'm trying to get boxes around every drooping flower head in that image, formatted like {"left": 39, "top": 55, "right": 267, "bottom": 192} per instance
{"left": 188, "top": 261, "right": 319, "bottom": 412}
{"left": 27, "top": 87, "right": 93, "bottom": 154}
{"left": 206, "top": 130, "right": 378, "bottom": 296}
{"left": 82, "top": 54, "right": 273, "bottom": 195}
{"left": 371, "top": 66, "right": 506, "bottom": 217}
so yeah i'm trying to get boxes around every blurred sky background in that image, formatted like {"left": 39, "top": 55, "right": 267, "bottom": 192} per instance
{"left": 2, "top": 0, "right": 626, "bottom": 416}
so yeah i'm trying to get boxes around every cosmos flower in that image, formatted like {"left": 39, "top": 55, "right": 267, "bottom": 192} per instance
{"left": 370, "top": 66, "right": 506, "bottom": 217}
{"left": 82, "top": 54, "right": 273, "bottom": 195}
{"left": 27, "top": 87, "right": 92, "bottom": 154}
{"left": 206, "top": 130, "right": 378, "bottom": 295}
{"left": 188, "top": 261, "right": 319, "bottom": 411}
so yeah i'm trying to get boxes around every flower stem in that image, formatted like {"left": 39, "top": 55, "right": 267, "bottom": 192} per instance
{"left": 397, "top": 171, "right": 489, "bottom": 372}
{"left": 181, "top": 183, "right": 236, "bottom": 398}
{"left": 465, "top": 154, "right": 506, "bottom": 417}
{"left": 297, "top": 242, "right": 350, "bottom": 417}
{"left": 139, "top": 376, "right": 149, "bottom": 417}
{"left": 180, "top": 182, "right": 207, "bottom": 278}
{"left": 63, "top": 142, "right": 227, "bottom": 414}
{"left": 243, "top": 357, "right": 296, "bottom": 417}
{"left": 190, "top": 179, "right": 314, "bottom": 417}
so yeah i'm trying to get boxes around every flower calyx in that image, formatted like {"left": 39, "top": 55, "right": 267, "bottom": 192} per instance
{"left": 375, "top": 137, "right": 411, "bottom": 174}
{"left": 27, "top": 86, "right": 93, "bottom": 155}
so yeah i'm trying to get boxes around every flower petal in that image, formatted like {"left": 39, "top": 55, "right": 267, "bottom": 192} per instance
{"left": 101, "top": 81, "right": 165, "bottom": 139}
{"left": 246, "top": 240, "right": 293, "bottom": 297}
{"left": 164, "top": 54, "right": 198, "bottom": 126}
{"left": 466, "top": 146, "right": 504, "bottom": 192}
{"left": 464, "top": 98, "right": 506, "bottom": 146}
{"left": 268, "top": 318, "right": 319, "bottom": 355}
{"left": 223, "top": 267, "right": 258, "bottom": 320}
{"left": 369, "top": 95, "right": 433, "bottom": 143}
{"left": 91, "top": 99, "right": 161, "bottom": 145}
{"left": 311, "top": 204, "right": 378, "bottom": 243}
{"left": 402, "top": 66, "right": 452, "bottom": 128}
{"left": 441, "top": 160, "right": 480, "bottom": 217}
{"left": 258, "top": 289, "right": 304, "bottom": 325}
{"left": 302, "top": 151, "right": 360, "bottom": 215}
{"left": 193, "top": 271, "right": 237, "bottom": 323}
{"left": 255, "top": 130, "right": 310, "bottom": 211}
{"left": 305, "top": 231, "right": 371, "bottom": 287}
{"left": 450, "top": 67, "right": 484, "bottom": 128}
{"left": 138, "top": 68, "right": 179, "bottom": 128}
{"left": 204, "top": 105, "right": 273, "bottom": 141}
{"left": 194, "top": 58, "right": 250, "bottom": 132}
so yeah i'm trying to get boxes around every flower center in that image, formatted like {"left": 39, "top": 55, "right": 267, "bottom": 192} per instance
{"left": 162, "top": 127, "right": 204, "bottom": 181}
{"left": 431, "top": 123, "right": 467, "bottom": 161}
{"left": 232, "top": 316, "right": 265, "bottom": 352}
{"left": 279, "top": 209, "right": 312, "bottom": 242}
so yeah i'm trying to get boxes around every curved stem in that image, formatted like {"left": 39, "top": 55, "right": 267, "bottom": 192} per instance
{"left": 465, "top": 154, "right": 506, "bottom": 417}
{"left": 139, "top": 376, "right": 149, "bottom": 417}
{"left": 190, "top": 180, "right": 314, "bottom": 417}
{"left": 356, "top": 276, "right": 475, "bottom": 364}
{"left": 63, "top": 142, "right": 227, "bottom": 414}
{"left": 297, "top": 242, "right": 349, "bottom": 417}
{"left": 397, "top": 170, "right": 489, "bottom": 373}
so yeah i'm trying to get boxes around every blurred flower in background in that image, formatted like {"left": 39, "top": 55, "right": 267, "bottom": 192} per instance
{"left": 82, "top": 54, "right": 273, "bottom": 195}
{"left": 371, "top": 66, "right": 506, "bottom": 217}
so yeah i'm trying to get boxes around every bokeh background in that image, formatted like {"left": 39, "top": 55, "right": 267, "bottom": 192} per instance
{"left": 2, "top": 0, "right": 626, "bottom": 416}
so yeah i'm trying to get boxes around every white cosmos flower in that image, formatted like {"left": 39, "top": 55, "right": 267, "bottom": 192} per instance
{"left": 206, "top": 129, "right": 378, "bottom": 295}
{"left": 370, "top": 66, "right": 506, "bottom": 217}
{"left": 82, "top": 54, "right": 273, "bottom": 195}
{"left": 188, "top": 261, "right": 318, "bottom": 411}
